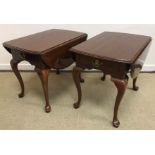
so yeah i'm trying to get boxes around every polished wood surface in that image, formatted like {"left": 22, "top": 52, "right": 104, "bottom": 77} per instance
{"left": 71, "top": 32, "right": 151, "bottom": 127}
{"left": 3, "top": 29, "right": 87, "bottom": 54}
{"left": 3, "top": 29, "right": 87, "bottom": 112}
{"left": 71, "top": 32, "right": 151, "bottom": 63}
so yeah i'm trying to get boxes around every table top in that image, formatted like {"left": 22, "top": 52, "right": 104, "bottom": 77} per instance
{"left": 71, "top": 32, "right": 152, "bottom": 64}
{"left": 3, "top": 29, "right": 87, "bottom": 55}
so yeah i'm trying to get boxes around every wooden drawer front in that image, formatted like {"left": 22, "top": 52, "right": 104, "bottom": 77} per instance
{"left": 76, "top": 54, "right": 128, "bottom": 79}
{"left": 76, "top": 54, "right": 120, "bottom": 70}
{"left": 76, "top": 54, "right": 100, "bottom": 69}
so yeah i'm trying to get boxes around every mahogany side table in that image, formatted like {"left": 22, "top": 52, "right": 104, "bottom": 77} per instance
{"left": 3, "top": 29, "right": 87, "bottom": 112}
{"left": 70, "top": 32, "right": 151, "bottom": 127}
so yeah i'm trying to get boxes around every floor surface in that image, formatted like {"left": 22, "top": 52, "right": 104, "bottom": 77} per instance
{"left": 0, "top": 72, "right": 154, "bottom": 130}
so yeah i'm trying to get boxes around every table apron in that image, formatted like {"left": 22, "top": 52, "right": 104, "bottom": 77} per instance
{"left": 75, "top": 54, "right": 130, "bottom": 79}
{"left": 11, "top": 50, "right": 48, "bottom": 69}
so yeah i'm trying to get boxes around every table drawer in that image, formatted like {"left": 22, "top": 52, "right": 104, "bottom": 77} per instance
{"left": 76, "top": 54, "right": 128, "bottom": 78}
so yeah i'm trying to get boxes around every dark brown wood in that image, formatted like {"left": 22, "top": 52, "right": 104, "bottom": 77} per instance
{"left": 10, "top": 59, "right": 24, "bottom": 98}
{"left": 35, "top": 68, "right": 51, "bottom": 113}
{"left": 71, "top": 32, "right": 151, "bottom": 127}
{"left": 72, "top": 66, "right": 83, "bottom": 109}
{"left": 3, "top": 29, "right": 87, "bottom": 55}
{"left": 101, "top": 73, "right": 106, "bottom": 81}
{"left": 133, "top": 77, "right": 139, "bottom": 91}
{"left": 3, "top": 29, "right": 87, "bottom": 112}
{"left": 111, "top": 77, "right": 128, "bottom": 128}
{"left": 56, "top": 69, "right": 60, "bottom": 75}
{"left": 76, "top": 54, "right": 128, "bottom": 79}
{"left": 71, "top": 32, "right": 152, "bottom": 64}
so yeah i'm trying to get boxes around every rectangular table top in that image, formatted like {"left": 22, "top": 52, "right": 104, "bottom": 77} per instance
{"left": 3, "top": 29, "right": 87, "bottom": 55}
{"left": 71, "top": 32, "right": 152, "bottom": 64}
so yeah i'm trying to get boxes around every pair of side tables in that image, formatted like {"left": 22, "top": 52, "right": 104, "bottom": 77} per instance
{"left": 3, "top": 29, "right": 152, "bottom": 127}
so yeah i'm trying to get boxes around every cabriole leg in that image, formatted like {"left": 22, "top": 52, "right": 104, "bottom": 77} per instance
{"left": 10, "top": 59, "right": 24, "bottom": 98}
{"left": 56, "top": 69, "right": 60, "bottom": 74}
{"left": 133, "top": 77, "right": 139, "bottom": 91}
{"left": 111, "top": 77, "right": 128, "bottom": 128}
{"left": 101, "top": 73, "right": 106, "bottom": 81}
{"left": 72, "top": 67, "right": 83, "bottom": 109}
{"left": 36, "top": 68, "right": 51, "bottom": 113}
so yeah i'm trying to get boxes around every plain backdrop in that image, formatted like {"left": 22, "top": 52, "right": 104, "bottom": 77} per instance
{"left": 0, "top": 24, "right": 155, "bottom": 71}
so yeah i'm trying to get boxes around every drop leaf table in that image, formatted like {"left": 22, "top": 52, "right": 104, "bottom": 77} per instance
{"left": 70, "top": 32, "right": 152, "bottom": 127}
{"left": 3, "top": 29, "right": 87, "bottom": 112}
